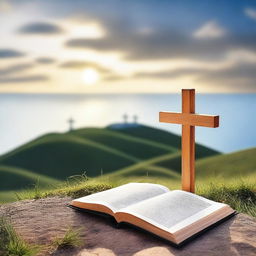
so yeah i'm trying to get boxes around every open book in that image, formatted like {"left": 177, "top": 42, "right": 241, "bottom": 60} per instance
{"left": 69, "top": 183, "right": 235, "bottom": 245}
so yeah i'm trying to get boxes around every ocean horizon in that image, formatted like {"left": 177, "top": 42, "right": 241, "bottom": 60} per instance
{"left": 1, "top": 93, "right": 255, "bottom": 155}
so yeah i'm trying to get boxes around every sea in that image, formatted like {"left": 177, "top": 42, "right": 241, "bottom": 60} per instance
{"left": 0, "top": 93, "right": 255, "bottom": 155}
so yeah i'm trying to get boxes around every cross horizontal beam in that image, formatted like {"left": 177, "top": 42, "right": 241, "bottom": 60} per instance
{"left": 159, "top": 112, "right": 219, "bottom": 128}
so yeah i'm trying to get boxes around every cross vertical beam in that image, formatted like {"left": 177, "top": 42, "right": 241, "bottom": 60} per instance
{"left": 68, "top": 117, "right": 75, "bottom": 131}
{"left": 159, "top": 89, "right": 219, "bottom": 193}
{"left": 182, "top": 89, "right": 195, "bottom": 192}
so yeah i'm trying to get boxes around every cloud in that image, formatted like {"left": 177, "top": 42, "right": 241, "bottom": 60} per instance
{"left": 0, "top": 63, "right": 48, "bottom": 84}
{"left": 103, "top": 74, "right": 128, "bottom": 81}
{"left": 199, "top": 63, "right": 256, "bottom": 80}
{"left": 244, "top": 8, "right": 256, "bottom": 21}
{"left": 0, "top": 0, "right": 12, "bottom": 13}
{"left": 64, "top": 15, "right": 256, "bottom": 62}
{"left": 0, "top": 63, "right": 33, "bottom": 76}
{"left": 65, "top": 27, "right": 256, "bottom": 62}
{"left": 0, "top": 75, "right": 49, "bottom": 83}
{"left": 35, "top": 57, "right": 55, "bottom": 64}
{"left": 60, "top": 60, "right": 128, "bottom": 81}
{"left": 0, "top": 49, "right": 24, "bottom": 58}
{"left": 18, "top": 22, "right": 64, "bottom": 35}
{"left": 102, "top": 68, "right": 204, "bottom": 82}
{"left": 2, "top": 0, "right": 256, "bottom": 93}
{"left": 197, "top": 63, "right": 256, "bottom": 91}
{"left": 129, "top": 61, "right": 256, "bottom": 92}
{"left": 193, "top": 20, "right": 226, "bottom": 39}
{"left": 134, "top": 68, "right": 204, "bottom": 79}
{"left": 61, "top": 5, "right": 254, "bottom": 64}
{"left": 59, "top": 60, "right": 111, "bottom": 73}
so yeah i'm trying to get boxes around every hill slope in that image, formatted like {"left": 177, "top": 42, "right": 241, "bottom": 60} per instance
{"left": 0, "top": 124, "right": 221, "bottom": 196}
{"left": 108, "top": 124, "right": 220, "bottom": 158}
{"left": 70, "top": 127, "right": 176, "bottom": 159}
{"left": 98, "top": 147, "right": 256, "bottom": 184}
{"left": 196, "top": 147, "right": 256, "bottom": 179}
{"left": 0, "top": 124, "right": 219, "bottom": 181}
{"left": 0, "top": 133, "right": 137, "bottom": 180}
{"left": 0, "top": 165, "right": 60, "bottom": 190}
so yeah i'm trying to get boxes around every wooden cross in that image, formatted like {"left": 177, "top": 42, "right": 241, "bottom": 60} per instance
{"left": 133, "top": 114, "right": 138, "bottom": 123}
{"left": 159, "top": 89, "right": 219, "bottom": 193}
{"left": 68, "top": 117, "right": 75, "bottom": 131}
{"left": 123, "top": 113, "right": 128, "bottom": 123}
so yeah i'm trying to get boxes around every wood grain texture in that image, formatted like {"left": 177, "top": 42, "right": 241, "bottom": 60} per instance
{"left": 159, "top": 112, "right": 219, "bottom": 128}
{"left": 159, "top": 89, "right": 220, "bottom": 193}
{"left": 181, "top": 89, "right": 195, "bottom": 193}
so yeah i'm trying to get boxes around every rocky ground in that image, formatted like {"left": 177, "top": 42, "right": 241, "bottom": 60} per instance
{"left": 0, "top": 197, "right": 256, "bottom": 256}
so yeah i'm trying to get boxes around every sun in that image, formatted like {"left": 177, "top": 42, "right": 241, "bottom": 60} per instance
{"left": 82, "top": 68, "right": 100, "bottom": 85}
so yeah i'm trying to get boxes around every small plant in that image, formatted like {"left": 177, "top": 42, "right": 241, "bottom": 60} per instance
{"left": 31, "top": 180, "right": 44, "bottom": 200}
{"left": 15, "top": 180, "right": 45, "bottom": 202}
{"left": 14, "top": 192, "right": 23, "bottom": 201}
{"left": 13, "top": 169, "right": 113, "bottom": 202}
{"left": 66, "top": 172, "right": 89, "bottom": 185}
{"left": 53, "top": 227, "right": 83, "bottom": 249}
{"left": 0, "top": 217, "right": 40, "bottom": 256}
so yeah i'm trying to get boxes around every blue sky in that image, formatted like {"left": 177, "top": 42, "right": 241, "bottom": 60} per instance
{"left": 0, "top": 0, "right": 256, "bottom": 93}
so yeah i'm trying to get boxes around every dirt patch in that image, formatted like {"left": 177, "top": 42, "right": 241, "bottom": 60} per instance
{"left": 0, "top": 197, "right": 255, "bottom": 256}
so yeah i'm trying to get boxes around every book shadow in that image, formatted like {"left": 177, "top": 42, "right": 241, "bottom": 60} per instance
{"left": 70, "top": 206, "right": 238, "bottom": 255}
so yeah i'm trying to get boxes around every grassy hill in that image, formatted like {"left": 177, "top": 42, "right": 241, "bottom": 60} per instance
{"left": 108, "top": 124, "right": 219, "bottom": 158}
{"left": 0, "top": 146, "right": 255, "bottom": 204}
{"left": 0, "top": 124, "right": 254, "bottom": 215}
{"left": 0, "top": 124, "right": 219, "bottom": 184}
{"left": 0, "top": 123, "right": 223, "bottom": 202}
{"left": 0, "top": 133, "right": 137, "bottom": 180}
{"left": 0, "top": 165, "right": 60, "bottom": 190}
{"left": 95, "top": 147, "right": 256, "bottom": 187}
{"left": 70, "top": 127, "right": 176, "bottom": 159}
{"left": 196, "top": 147, "right": 256, "bottom": 179}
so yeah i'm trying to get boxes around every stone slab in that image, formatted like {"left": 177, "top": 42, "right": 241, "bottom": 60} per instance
{"left": 1, "top": 197, "right": 255, "bottom": 256}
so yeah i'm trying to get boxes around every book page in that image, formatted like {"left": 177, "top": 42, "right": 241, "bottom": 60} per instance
{"left": 119, "top": 190, "right": 226, "bottom": 232}
{"left": 71, "top": 183, "right": 169, "bottom": 212}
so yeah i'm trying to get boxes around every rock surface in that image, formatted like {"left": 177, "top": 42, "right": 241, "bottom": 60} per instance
{"left": 0, "top": 197, "right": 255, "bottom": 256}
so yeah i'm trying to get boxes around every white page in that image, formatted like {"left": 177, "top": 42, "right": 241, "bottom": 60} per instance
{"left": 72, "top": 183, "right": 169, "bottom": 212}
{"left": 120, "top": 190, "right": 225, "bottom": 232}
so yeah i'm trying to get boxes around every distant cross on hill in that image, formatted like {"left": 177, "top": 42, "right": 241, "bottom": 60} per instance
{"left": 133, "top": 114, "right": 138, "bottom": 123}
{"left": 123, "top": 113, "right": 128, "bottom": 123}
{"left": 68, "top": 117, "right": 75, "bottom": 131}
{"left": 159, "top": 89, "right": 219, "bottom": 193}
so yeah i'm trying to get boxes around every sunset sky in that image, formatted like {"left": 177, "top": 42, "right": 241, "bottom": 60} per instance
{"left": 0, "top": 0, "right": 256, "bottom": 93}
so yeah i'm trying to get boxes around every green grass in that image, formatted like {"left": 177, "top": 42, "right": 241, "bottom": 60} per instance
{"left": 53, "top": 227, "right": 82, "bottom": 249}
{"left": 13, "top": 174, "right": 113, "bottom": 201}
{"left": 0, "top": 217, "right": 40, "bottom": 256}
{"left": 0, "top": 133, "right": 137, "bottom": 180}
{"left": 71, "top": 127, "right": 177, "bottom": 159}
{"left": 199, "top": 183, "right": 256, "bottom": 217}
{"left": 0, "top": 165, "right": 60, "bottom": 191}
{"left": 0, "top": 191, "right": 18, "bottom": 203}
{"left": 8, "top": 173, "right": 255, "bottom": 217}
{"left": 196, "top": 147, "right": 256, "bottom": 178}
{"left": 0, "top": 125, "right": 219, "bottom": 187}
{"left": 98, "top": 147, "right": 256, "bottom": 183}
{"left": 108, "top": 124, "right": 220, "bottom": 158}
{"left": 0, "top": 124, "right": 254, "bottom": 211}
{"left": 1, "top": 146, "right": 256, "bottom": 210}
{"left": 108, "top": 152, "right": 182, "bottom": 176}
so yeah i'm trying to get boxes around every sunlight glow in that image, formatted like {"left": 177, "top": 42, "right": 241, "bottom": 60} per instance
{"left": 68, "top": 22, "right": 105, "bottom": 38}
{"left": 82, "top": 68, "right": 100, "bottom": 85}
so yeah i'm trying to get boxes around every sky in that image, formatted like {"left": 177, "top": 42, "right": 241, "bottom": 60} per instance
{"left": 0, "top": 0, "right": 256, "bottom": 93}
